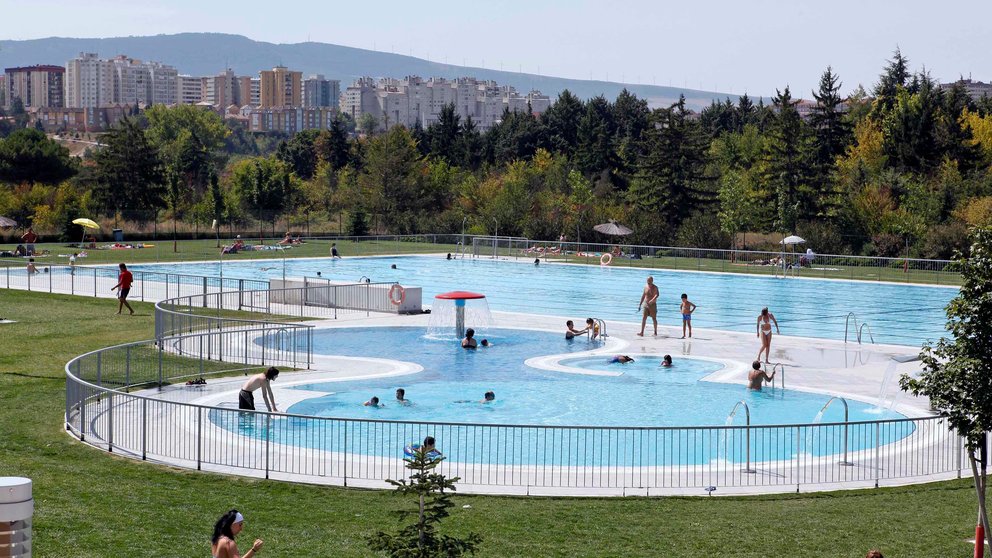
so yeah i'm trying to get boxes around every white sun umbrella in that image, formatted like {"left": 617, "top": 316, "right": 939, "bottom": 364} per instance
{"left": 779, "top": 235, "right": 806, "bottom": 269}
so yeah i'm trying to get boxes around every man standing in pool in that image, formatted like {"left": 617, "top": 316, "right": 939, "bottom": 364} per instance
{"left": 756, "top": 307, "right": 781, "bottom": 363}
{"left": 747, "top": 361, "right": 776, "bottom": 390}
{"left": 239, "top": 367, "right": 279, "bottom": 412}
{"left": 461, "top": 328, "right": 478, "bottom": 349}
{"left": 637, "top": 276, "right": 659, "bottom": 336}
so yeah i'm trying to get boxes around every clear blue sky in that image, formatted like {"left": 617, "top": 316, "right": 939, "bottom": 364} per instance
{"left": 6, "top": 0, "right": 989, "bottom": 97}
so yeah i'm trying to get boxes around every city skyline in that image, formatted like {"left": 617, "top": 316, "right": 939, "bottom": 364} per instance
{"left": 2, "top": 0, "right": 989, "bottom": 97}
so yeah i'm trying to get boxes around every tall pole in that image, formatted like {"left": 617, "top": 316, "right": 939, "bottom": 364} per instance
{"left": 493, "top": 218, "right": 498, "bottom": 259}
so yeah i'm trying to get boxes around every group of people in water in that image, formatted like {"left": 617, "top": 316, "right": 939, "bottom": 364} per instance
{"left": 565, "top": 318, "right": 600, "bottom": 340}
{"left": 364, "top": 388, "right": 496, "bottom": 408}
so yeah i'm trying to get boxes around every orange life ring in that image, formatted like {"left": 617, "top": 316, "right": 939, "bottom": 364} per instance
{"left": 389, "top": 284, "right": 406, "bottom": 305}
{"left": 600, "top": 253, "right": 613, "bottom": 266}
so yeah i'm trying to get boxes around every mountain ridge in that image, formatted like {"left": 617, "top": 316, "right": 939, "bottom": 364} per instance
{"left": 0, "top": 33, "right": 746, "bottom": 110}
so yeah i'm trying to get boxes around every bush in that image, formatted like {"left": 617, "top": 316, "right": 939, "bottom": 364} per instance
{"left": 673, "top": 213, "right": 731, "bottom": 249}
{"left": 796, "top": 220, "right": 849, "bottom": 255}
{"left": 919, "top": 221, "right": 969, "bottom": 260}
{"left": 864, "top": 233, "right": 904, "bottom": 257}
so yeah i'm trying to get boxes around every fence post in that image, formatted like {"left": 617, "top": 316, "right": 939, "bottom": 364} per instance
{"left": 93, "top": 268, "right": 97, "bottom": 298}
{"left": 107, "top": 391, "right": 114, "bottom": 453}
{"left": 197, "top": 406, "right": 202, "bottom": 471}
{"left": 956, "top": 433, "right": 964, "bottom": 479}
{"left": 265, "top": 413, "right": 271, "bottom": 480}
{"left": 874, "top": 422, "right": 880, "bottom": 488}
{"left": 141, "top": 398, "right": 147, "bottom": 460}
{"left": 125, "top": 345, "right": 131, "bottom": 387}
{"left": 157, "top": 343, "right": 164, "bottom": 388}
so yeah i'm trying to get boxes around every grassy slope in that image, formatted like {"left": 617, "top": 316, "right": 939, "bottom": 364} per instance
{"left": 0, "top": 290, "right": 979, "bottom": 557}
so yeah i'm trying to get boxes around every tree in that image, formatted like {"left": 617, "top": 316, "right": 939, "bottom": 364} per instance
{"left": 871, "top": 47, "right": 911, "bottom": 118}
{"left": 540, "top": 89, "right": 584, "bottom": 156}
{"left": 92, "top": 116, "right": 164, "bottom": 223}
{"left": 808, "top": 67, "right": 852, "bottom": 221}
{"left": 229, "top": 157, "right": 291, "bottom": 236}
{"left": 627, "top": 96, "right": 712, "bottom": 232}
{"left": 316, "top": 117, "right": 352, "bottom": 171}
{"left": 900, "top": 227, "right": 992, "bottom": 554}
{"left": 368, "top": 446, "right": 482, "bottom": 557}
{"left": 145, "top": 104, "right": 227, "bottom": 193}
{"left": 717, "top": 169, "right": 758, "bottom": 248}
{"left": 427, "top": 104, "right": 461, "bottom": 162}
{"left": 574, "top": 96, "right": 617, "bottom": 178}
{"left": 359, "top": 126, "right": 425, "bottom": 234}
{"left": 0, "top": 128, "right": 76, "bottom": 184}
{"left": 277, "top": 129, "right": 320, "bottom": 180}
{"left": 763, "top": 86, "right": 811, "bottom": 231}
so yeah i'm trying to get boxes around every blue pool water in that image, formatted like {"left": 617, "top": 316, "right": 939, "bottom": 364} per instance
{"left": 209, "top": 327, "right": 913, "bottom": 466}
{"left": 132, "top": 255, "right": 954, "bottom": 346}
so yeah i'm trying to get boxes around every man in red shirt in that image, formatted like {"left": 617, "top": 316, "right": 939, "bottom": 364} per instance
{"left": 111, "top": 262, "right": 134, "bottom": 315}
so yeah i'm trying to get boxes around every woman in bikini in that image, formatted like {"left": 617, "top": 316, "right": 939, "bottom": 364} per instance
{"left": 211, "top": 509, "right": 263, "bottom": 558}
{"left": 756, "top": 307, "right": 780, "bottom": 364}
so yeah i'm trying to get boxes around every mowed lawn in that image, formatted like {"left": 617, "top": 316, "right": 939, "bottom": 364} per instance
{"left": 0, "top": 290, "right": 980, "bottom": 557}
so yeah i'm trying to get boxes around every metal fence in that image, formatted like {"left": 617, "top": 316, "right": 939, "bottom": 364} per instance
{"left": 65, "top": 336, "right": 974, "bottom": 494}
{"left": 472, "top": 238, "right": 961, "bottom": 285}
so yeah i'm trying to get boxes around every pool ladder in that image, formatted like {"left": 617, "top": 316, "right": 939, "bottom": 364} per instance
{"left": 765, "top": 362, "right": 786, "bottom": 389}
{"left": 844, "top": 312, "right": 875, "bottom": 344}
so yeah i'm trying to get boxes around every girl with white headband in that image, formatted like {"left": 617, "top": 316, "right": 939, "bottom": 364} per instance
{"left": 211, "top": 509, "right": 264, "bottom": 558}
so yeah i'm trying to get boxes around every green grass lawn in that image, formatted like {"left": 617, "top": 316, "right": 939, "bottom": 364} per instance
{"left": 0, "top": 290, "right": 981, "bottom": 557}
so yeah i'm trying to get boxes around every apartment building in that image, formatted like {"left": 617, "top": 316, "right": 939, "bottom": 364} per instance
{"left": 340, "top": 76, "right": 550, "bottom": 131}
{"left": 66, "top": 53, "right": 177, "bottom": 107}
{"left": 33, "top": 105, "right": 126, "bottom": 133}
{"left": 3, "top": 65, "right": 65, "bottom": 109}
{"left": 237, "top": 76, "right": 260, "bottom": 107}
{"left": 303, "top": 75, "right": 340, "bottom": 108}
{"left": 177, "top": 75, "right": 204, "bottom": 105}
{"left": 259, "top": 66, "right": 302, "bottom": 107}
{"left": 66, "top": 53, "right": 113, "bottom": 108}
{"left": 248, "top": 106, "right": 337, "bottom": 134}
{"left": 940, "top": 78, "right": 992, "bottom": 101}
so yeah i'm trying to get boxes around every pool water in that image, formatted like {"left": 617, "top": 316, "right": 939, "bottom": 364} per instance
{"left": 209, "top": 327, "right": 913, "bottom": 466}
{"left": 132, "top": 255, "right": 954, "bottom": 346}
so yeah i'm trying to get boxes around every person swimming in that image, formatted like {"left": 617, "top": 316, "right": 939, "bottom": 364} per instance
{"left": 395, "top": 388, "right": 411, "bottom": 406}
{"left": 661, "top": 354, "right": 673, "bottom": 367}
{"left": 565, "top": 320, "right": 586, "bottom": 340}
{"left": 480, "top": 339, "right": 491, "bottom": 347}
{"left": 482, "top": 390, "right": 495, "bottom": 403}
{"left": 610, "top": 355, "right": 634, "bottom": 364}
{"left": 363, "top": 396, "right": 383, "bottom": 407}
{"left": 747, "top": 360, "right": 775, "bottom": 390}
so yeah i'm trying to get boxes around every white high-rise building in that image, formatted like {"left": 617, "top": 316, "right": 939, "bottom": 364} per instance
{"left": 339, "top": 76, "right": 549, "bottom": 132}
{"left": 177, "top": 75, "right": 204, "bottom": 105}
{"left": 65, "top": 53, "right": 113, "bottom": 108}
{"left": 66, "top": 53, "right": 178, "bottom": 108}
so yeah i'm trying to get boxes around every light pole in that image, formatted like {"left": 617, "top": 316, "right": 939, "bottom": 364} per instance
{"left": 492, "top": 218, "right": 499, "bottom": 259}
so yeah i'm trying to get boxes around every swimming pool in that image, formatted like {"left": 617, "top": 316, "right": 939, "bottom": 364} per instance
{"left": 132, "top": 256, "right": 954, "bottom": 346}
{"left": 208, "top": 327, "right": 912, "bottom": 467}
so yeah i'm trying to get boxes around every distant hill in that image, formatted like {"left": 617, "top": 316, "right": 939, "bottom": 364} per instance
{"left": 0, "top": 33, "right": 743, "bottom": 110}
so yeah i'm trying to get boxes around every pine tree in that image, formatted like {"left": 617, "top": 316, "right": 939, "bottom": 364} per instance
{"left": 808, "top": 67, "right": 852, "bottom": 219}
{"left": 92, "top": 116, "right": 164, "bottom": 220}
{"left": 574, "top": 96, "right": 616, "bottom": 177}
{"left": 628, "top": 96, "right": 712, "bottom": 230}
{"left": 540, "top": 89, "right": 584, "bottom": 156}
{"left": 763, "top": 87, "right": 811, "bottom": 231}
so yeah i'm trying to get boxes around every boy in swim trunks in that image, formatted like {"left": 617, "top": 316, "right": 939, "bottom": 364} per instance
{"left": 680, "top": 293, "right": 697, "bottom": 338}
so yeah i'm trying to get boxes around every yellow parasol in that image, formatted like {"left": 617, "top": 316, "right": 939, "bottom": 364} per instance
{"left": 72, "top": 218, "right": 100, "bottom": 229}
{"left": 72, "top": 218, "right": 100, "bottom": 247}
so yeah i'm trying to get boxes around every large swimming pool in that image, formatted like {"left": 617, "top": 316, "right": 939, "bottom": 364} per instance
{"left": 136, "top": 255, "right": 954, "bottom": 346}
{"left": 210, "top": 327, "right": 912, "bottom": 466}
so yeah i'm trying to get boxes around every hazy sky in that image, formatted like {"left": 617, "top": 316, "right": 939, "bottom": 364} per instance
{"left": 3, "top": 0, "right": 989, "bottom": 97}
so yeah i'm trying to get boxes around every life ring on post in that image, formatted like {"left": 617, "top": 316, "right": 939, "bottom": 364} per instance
{"left": 388, "top": 283, "right": 406, "bottom": 306}
{"left": 600, "top": 253, "right": 613, "bottom": 266}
